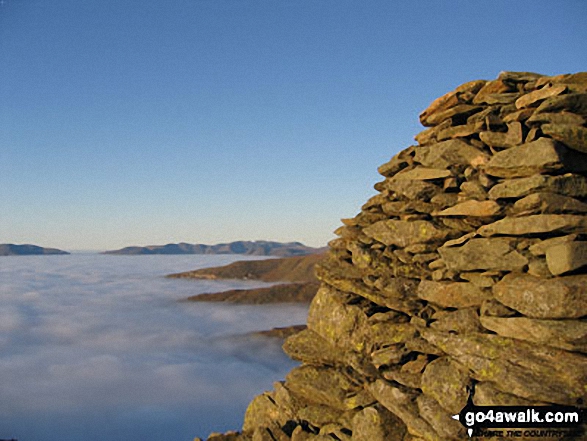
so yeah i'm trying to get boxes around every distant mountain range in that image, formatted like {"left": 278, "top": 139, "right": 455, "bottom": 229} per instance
{"left": 103, "top": 240, "right": 325, "bottom": 257}
{"left": 0, "top": 244, "right": 70, "bottom": 256}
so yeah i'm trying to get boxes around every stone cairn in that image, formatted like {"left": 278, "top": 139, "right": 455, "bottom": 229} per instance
{"left": 201, "top": 72, "right": 587, "bottom": 441}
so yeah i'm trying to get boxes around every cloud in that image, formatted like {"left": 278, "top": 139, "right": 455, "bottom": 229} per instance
{"left": 0, "top": 254, "right": 308, "bottom": 440}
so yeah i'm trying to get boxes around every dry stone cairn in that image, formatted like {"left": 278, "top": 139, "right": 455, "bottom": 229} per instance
{"left": 201, "top": 72, "right": 587, "bottom": 441}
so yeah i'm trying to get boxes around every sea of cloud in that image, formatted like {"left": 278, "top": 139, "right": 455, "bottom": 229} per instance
{"left": 0, "top": 254, "right": 309, "bottom": 441}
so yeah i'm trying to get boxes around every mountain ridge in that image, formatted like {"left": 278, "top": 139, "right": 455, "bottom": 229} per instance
{"left": 104, "top": 240, "right": 325, "bottom": 256}
{"left": 0, "top": 244, "right": 70, "bottom": 256}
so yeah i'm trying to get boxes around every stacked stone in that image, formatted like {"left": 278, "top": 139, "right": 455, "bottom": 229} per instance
{"left": 200, "top": 72, "right": 587, "bottom": 441}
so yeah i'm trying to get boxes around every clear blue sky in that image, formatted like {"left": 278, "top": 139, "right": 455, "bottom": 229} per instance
{"left": 1, "top": 0, "right": 586, "bottom": 250}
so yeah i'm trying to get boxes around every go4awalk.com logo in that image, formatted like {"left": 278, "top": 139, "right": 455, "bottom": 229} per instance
{"left": 452, "top": 404, "right": 585, "bottom": 438}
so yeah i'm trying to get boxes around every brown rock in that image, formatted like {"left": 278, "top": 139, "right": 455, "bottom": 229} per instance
{"left": 420, "top": 329, "right": 586, "bottom": 405}
{"left": 498, "top": 71, "right": 546, "bottom": 84}
{"left": 367, "top": 381, "right": 439, "bottom": 440}
{"left": 478, "top": 214, "right": 587, "bottom": 237}
{"left": 433, "top": 200, "right": 501, "bottom": 217}
{"left": 488, "top": 173, "right": 587, "bottom": 199}
{"left": 351, "top": 406, "right": 406, "bottom": 441}
{"left": 416, "top": 395, "right": 466, "bottom": 440}
{"left": 502, "top": 108, "right": 535, "bottom": 123}
{"left": 414, "top": 139, "right": 489, "bottom": 169}
{"left": 392, "top": 167, "right": 452, "bottom": 181}
{"left": 473, "top": 382, "right": 544, "bottom": 406}
{"left": 417, "top": 280, "right": 490, "bottom": 308}
{"left": 419, "top": 90, "right": 461, "bottom": 127}
{"left": 385, "top": 178, "right": 441, "bottom": 200}
{"left": 285, "top": 365, "right": 361, "bottom": 411}
{"left": 535, "top": 92, "right": 587, "bottom": 115}
{"left": 483, "top": 138, "right": 572, "bottom": 178}
{"left": 526, "top": 111, "right": 586, "bottom": 126}
{"left": 364, "top": 219, "right": 453, "bottom": 247}
{"left": 438, "top": 238, "right": 528, "bottom": 272}
{"left": 514, "top": 85, "right": 566, "bottom": 109}
{"left": 545, "top": 241, "right": 587, "bottom": 275}
{"left": 436, "top": 122, "right": 483, "bottom": 141}
{"left": 480, "top": 316, "right": 587, "bottom": 352}
{"left": 430, "top": 308, "right": 483, "bottom": 334}
{"left": 423, "top": 104, "right": 482, "bottom": 127}
{"left": 473, "top": 80, "right": 514, "bottom": 104}
{"left": 492, "top": 273, "right": 587, "bottom": 318}
{"left": 420, "top": 357, "right": 470, "bottom": 415}
{"left": 542, "top": 123, "right": 587, "bottom": 153}
{"left": 479, "top": 121, "right": 523, "bottom": 148}
{"left": 512, "top": 192, "right": 587, "bottom": 215}
{"left": 528, "top": 234, "right": 578, "bottom": 256}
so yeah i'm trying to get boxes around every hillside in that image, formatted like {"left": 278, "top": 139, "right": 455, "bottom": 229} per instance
{"left": 104, "top": 240, "right": 324, "bottom": 257}
{"left": 0, "top": 244, "right": 69, "bottom": 256}
{"left": 168, "top": 252, "right": 323, "bottom": 283}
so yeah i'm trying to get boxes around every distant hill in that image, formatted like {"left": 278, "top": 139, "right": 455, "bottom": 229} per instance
{"left": 104, "top": 240, "right": 325, "bottom": 257}
{"left": 0, "top": 244, "right": 70, "bottom": 256}
{"left": 170, "top": 253, "right": 324, "bottom": 304}
{"left": 168, "top": 252, "right": 323, "bottom": 282}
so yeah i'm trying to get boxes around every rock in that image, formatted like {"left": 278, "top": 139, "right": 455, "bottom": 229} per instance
{"left": 479, "top": 121, "right": 522, "bottom": 148}
{"left": 480, "top": 316, "right": 587, "bottom": 352}
{"left": 351, "top": 406, "right": 406, "bottom": 441}
{"left": 473, "top": 79, "right": 514, "bottom": 104}
{"left": 492, "top": 273, "right": 587, "bottom": 318}
{"left": 367, "top": 380, "right": 439, "bottom": 440}
{"left": 421, "top": 329, "right": 586, "bottom": 405}
{"left": 473, "top": 382, "right": 544, "bottom": 406}
{"left": 433, "top": 199, "right": 501, "bottom": 217}
{"left": 438, "top": 238, "right": 528, "bottom": 272}
{"left": 478, "top": 214, "right": 587, "bottom": 237}
{"left": 512, "top": 192, "right": 587, "bottom": 214}
{"left": 545, "top": 241, "right": 587, "bottom": 275}
{"left": 392, "top": 167, "right": 452, "bottom": 181}
{"left": 416, "top": 394, "right": 466, "bottom": 440}
{"left": 285, "top": 365, "right": 362, "bottom": 411}
{"left": 528, "top": 234, "right": 578, "bottom": 256}
{"left": 414, "top": 139, "right": 489, "bottom": 169}
{"left": 363, "top": 220, "right": 454, "bottom": 248}
{"left": 430, "top": 308, "right": 483, "bottom": 334}
{"left": 484, "top": 138, "right": 575, "bottom": 178}
{"left": 423, "top": 104, "right": 482, "bottom": 127}
{"left": 385, "top": 178, "right": 441, "bottom": 200}
{"left": 542, "top": 123, "right": 587, "bottom": 153}
{"left": 514, "top": 85, "right": 567, "bottom": 109}
{"left": 535, "top": 92, "right": 587, "bottom": 115}
{"left": 488, "top": 173, "right": 587, "bottom": 199}
{"left": 417, "top": 280, "right": 490, "bottom": 308}
{"left": 420, "top": 357, "right": 470, "bottom": 415}
{"left": 526, "top": 111, "right": 586, "bottom": 126}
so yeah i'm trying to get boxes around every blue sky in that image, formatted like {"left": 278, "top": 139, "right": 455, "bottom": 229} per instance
{"left": 1, "top": 0, "right": 586, "bottom": 250}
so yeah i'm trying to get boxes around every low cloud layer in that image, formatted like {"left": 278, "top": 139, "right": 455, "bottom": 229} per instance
{"left": 0, "top": 254, "right": 309, "bottom": 441}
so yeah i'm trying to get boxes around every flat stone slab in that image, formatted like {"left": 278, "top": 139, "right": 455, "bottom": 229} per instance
{"left": 417, "top": 280, "right": 491, "bottom": 308}
{"left": 438, "top": 237, "right": 528, "bottom": 272}
{"left": 478, "top": 214, "right": 587, "bottom": 236}
{"left": 492, "top": 273, "right": 587, "bottom": 318}
{"left": 484, "top": 138, "right": 570, "bottom": 178}
{"left": 488, "top": 173, "right": 587, "bottom": 199}
{"left": 433, "top": 200, "right": 501, "bottom": 217}
{"left": 542, "top": 123, "right": 587, "bottom": 154}
{"left": 414, "top": 139, "right": 489, "bottom": 169}
{"left": 480, "top": 316, "right": 587, "bottom": 352}
{"left": 364, "top": 219, "right": 453, "bottom": 248}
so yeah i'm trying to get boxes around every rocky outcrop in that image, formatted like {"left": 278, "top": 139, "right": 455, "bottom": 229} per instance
{"left": 0, "top": 244, "right": 69, "bottom": 256}
{"left": 104, "top": 241, "right": 324, "bottom": 256}
{"left": 197, "top": 72, "right": 587, "bottom": 441}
